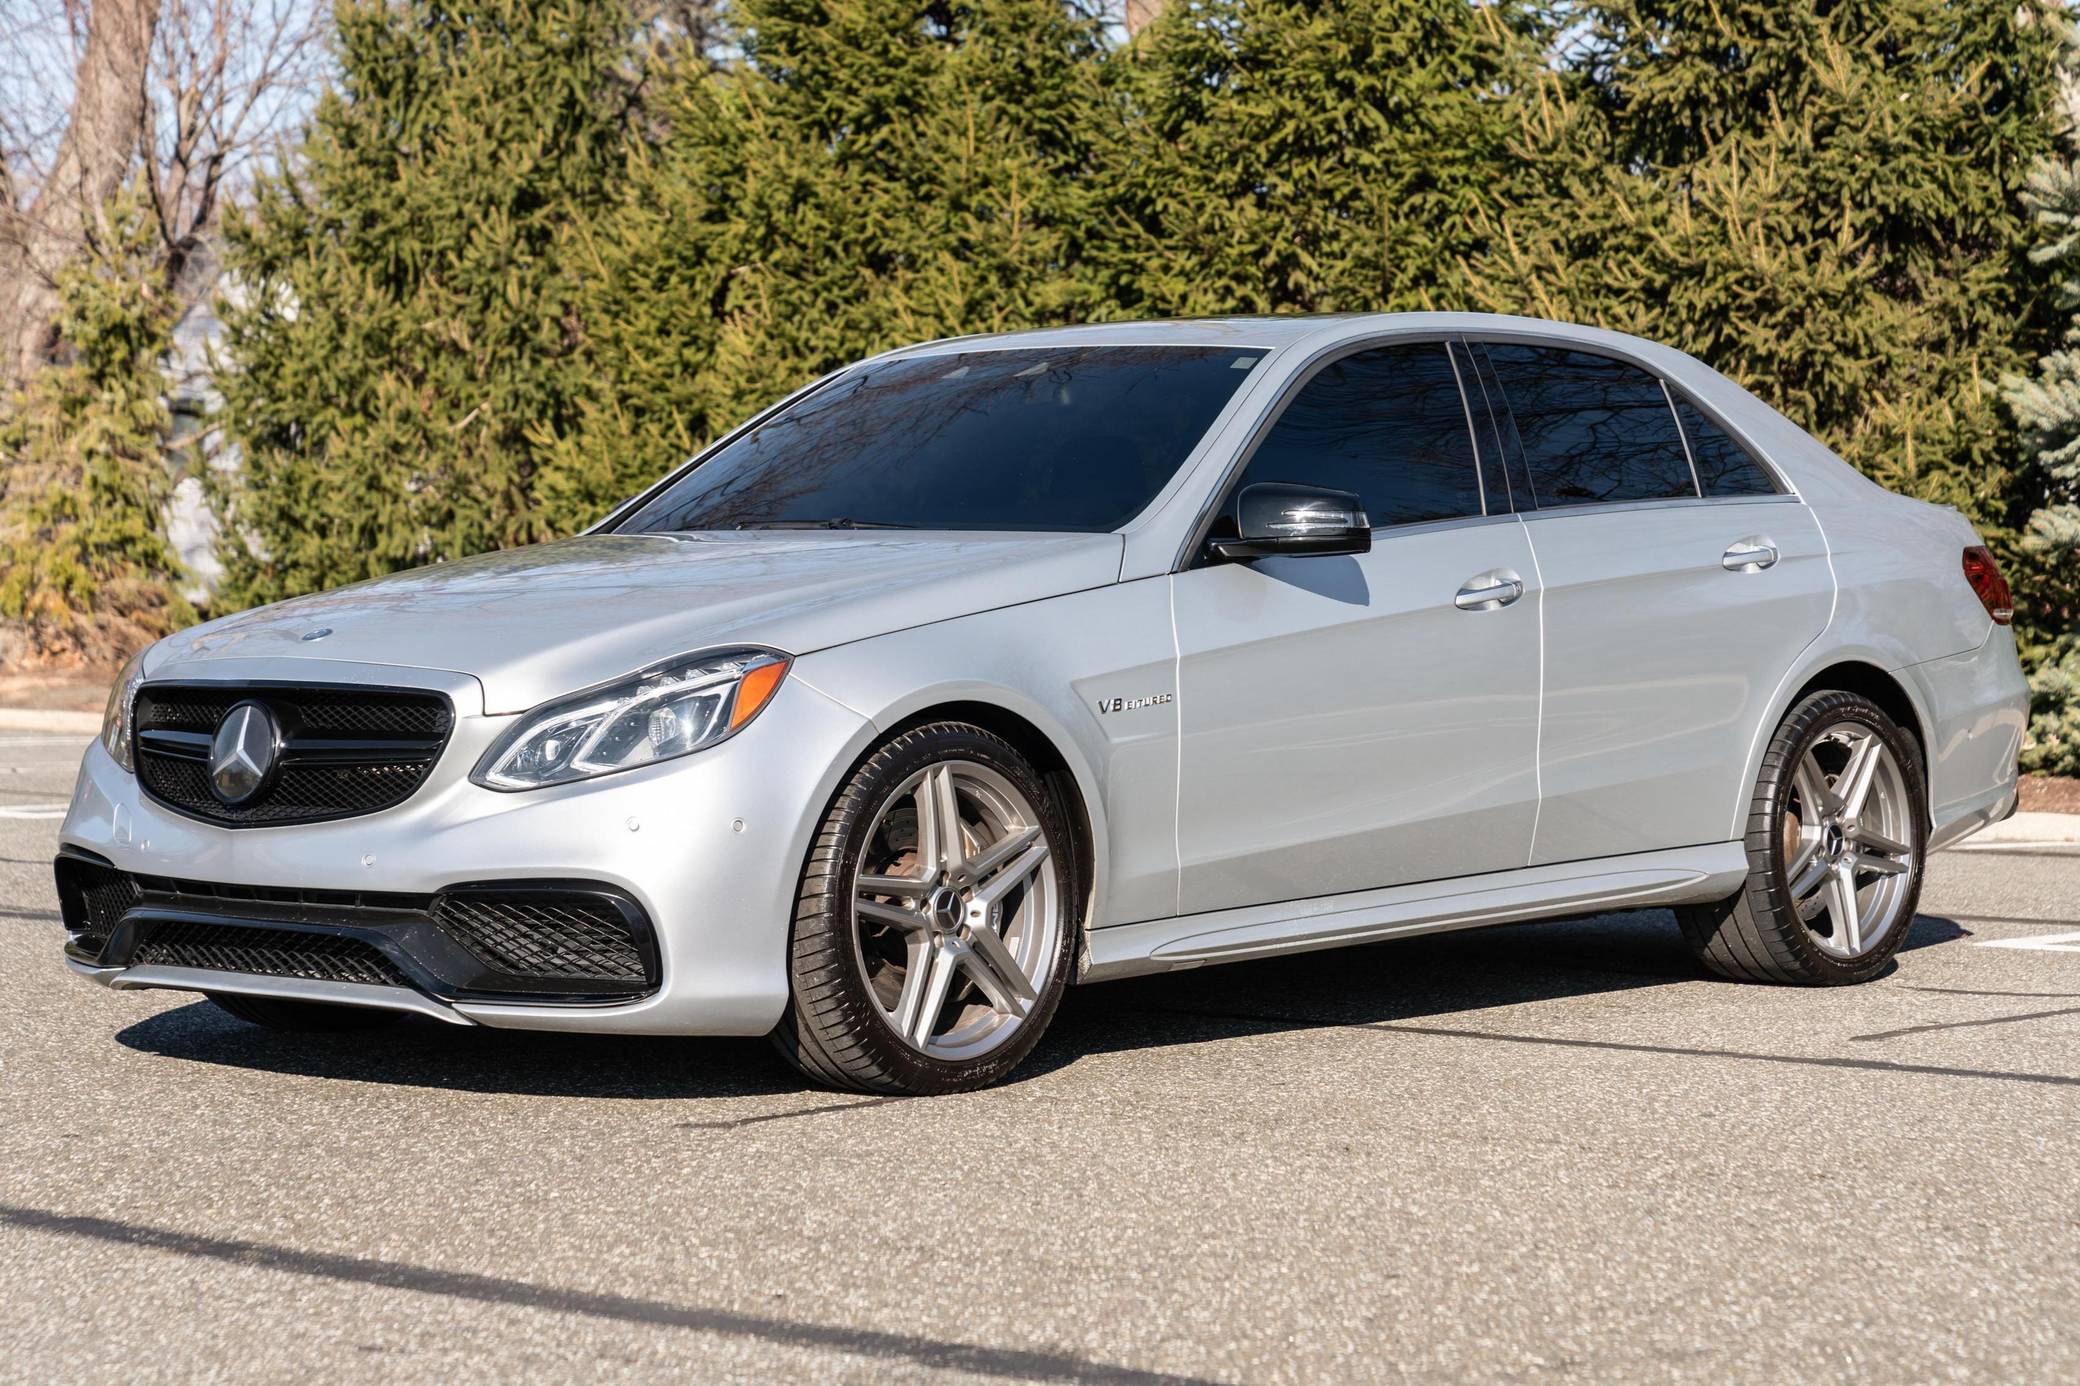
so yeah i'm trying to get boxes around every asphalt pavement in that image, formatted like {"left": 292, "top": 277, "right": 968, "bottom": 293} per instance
{"left": 3, "top": 729, "right": 2078, "bottom": 1383}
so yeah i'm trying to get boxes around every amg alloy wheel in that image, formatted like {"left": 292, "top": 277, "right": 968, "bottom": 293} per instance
{"left": 1678, "top": 690, "right": 1927, "bottom": 984}
{"left": 772, "top": 722, "right": 1077, "bottom": 1093}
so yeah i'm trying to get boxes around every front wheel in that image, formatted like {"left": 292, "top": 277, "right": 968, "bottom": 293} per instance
{"left": 1677, "top": 689, "right": 1926, "bottom": 984}
{"left": 771, "top": 722, "right": 1078, "bottom": 1094}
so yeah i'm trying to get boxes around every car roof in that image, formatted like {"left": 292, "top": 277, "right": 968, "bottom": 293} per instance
{"left": 889, "top": 311, "right": 1675, "bottom": 358}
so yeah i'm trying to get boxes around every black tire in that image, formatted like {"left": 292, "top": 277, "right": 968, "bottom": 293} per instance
{"left": 770, "top": 721, "right": 1080, "bottom": 1095}
{"left": 207, "top": 992, "right": 406, "bottom": 1031}
{"left": 1676, "top": 689, "right": 1926, "bottom": 985}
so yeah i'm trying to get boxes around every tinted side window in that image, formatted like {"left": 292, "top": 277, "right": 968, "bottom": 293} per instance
{"left": 1672, "top": 395, "right": 1778, "bottom": 496}
{"left": 1483, "top": 344, "right": 1697, "bottom": 507}
{"left": 1234, "top": 344, "right": 1482, "bottom": 528}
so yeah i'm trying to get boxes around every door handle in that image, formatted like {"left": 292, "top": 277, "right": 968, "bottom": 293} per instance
{"left": 1454, "top": 575, "right": 1525, "bottom": 611}
{"left": 1722, "top": 539, "right": 1779, "bottom": 572}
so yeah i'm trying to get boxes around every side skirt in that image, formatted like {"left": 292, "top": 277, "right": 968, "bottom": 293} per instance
{"left": 1081, "top": 843, "right": 1749, "bottom": 982}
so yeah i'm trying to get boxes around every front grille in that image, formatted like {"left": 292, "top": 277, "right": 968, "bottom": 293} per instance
{"left": 433, "top": 892, "right": 650, "bottom": 985}
{"left": 134, "top": 682, "right": 453, "bottom": 827}
{"left": 133, "top": 920, "right": 410, "bottom": 987}
{"left": 54, "top": 855, "right": 139, "bottom": 959}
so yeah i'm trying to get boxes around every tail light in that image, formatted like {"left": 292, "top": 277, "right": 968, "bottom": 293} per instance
{"left": 1961, "top": 546, "right": 2013, "bottom": 625}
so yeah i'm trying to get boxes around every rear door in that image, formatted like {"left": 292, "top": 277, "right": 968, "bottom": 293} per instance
{"left": 1469, "top": 340, "right": 1832, "bottom": 864}
{"left": 1169, "top": 340, "right": 1542, "bottom": 914}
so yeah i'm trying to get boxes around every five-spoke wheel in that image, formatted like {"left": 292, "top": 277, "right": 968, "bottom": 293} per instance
{"left": 1679, "top": 689, "right": 1927, "bottom": 984}
{"left": 851, "top": 759, "right": 1061, "bottom": 1059}
{"left": 772, "top": 722, "right": 1077, "bottom": 1093}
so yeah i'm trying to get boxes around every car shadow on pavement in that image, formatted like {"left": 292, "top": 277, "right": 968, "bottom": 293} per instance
{"left": 1022, "top": 908, "right": 1971, "bottom": 1081}
{"left": 115, "top": 1003, "right": 806, "bottom": 1101}
{"left": 111, "top": 908, "right": 1971, "bottom": 1098}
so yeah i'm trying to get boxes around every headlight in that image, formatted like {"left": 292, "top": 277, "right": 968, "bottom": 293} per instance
{"left": 101, "top": 647, "right": 149, "bottom": 773}
{"left": 472, "top": 649, "right": 790, "bottom": 791}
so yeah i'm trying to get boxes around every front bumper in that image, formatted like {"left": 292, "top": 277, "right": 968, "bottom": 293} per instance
{"left": 57, "top": 660, "right": 875, "bottom": 1034}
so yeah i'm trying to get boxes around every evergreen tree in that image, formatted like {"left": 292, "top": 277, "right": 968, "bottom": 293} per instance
{"left": 213, "top": 0, "right": 640, "bottom": 607}
{"left": 1466, "top": 1, "right": 2068, "bottom": 536}
{"left": 537, "top": 0, "right": 1108, "bottom": 524}
{"left": 0, "top": 193, "right": 193, "bottom": 666}
{"left": 2005, "top": 159, "right": 2080, "bottom": 776}
{"left": 1087, "top": 0, "right": 1540, "bottom": 317}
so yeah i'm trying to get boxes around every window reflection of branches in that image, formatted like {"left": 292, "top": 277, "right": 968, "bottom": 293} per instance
{"left": 1483, "top": 345, "right": 1697, "bottom": 507}
{"left": 616, "top": 346, "right": 1261, "bottom": 534}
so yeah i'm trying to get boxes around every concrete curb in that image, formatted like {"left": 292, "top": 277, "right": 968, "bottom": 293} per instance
{"left": 0, "top": 709, "right": 101, "bottom": 734}
{"left": 1952, "top": 810, "right": 2080, "bottom": 849}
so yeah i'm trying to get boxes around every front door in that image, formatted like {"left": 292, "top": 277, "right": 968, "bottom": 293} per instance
{"left": 1170, "top": 341, "right": 1542, "bottom": 917}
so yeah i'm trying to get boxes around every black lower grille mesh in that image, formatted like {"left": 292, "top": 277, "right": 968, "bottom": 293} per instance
{"left": 55, "top": 856, "right": 139, "bottom": 957}
{"left": 139, "top": 755, "right": 433, "bottom": 825}
{"left": 134, "top": 921, "right": 409, "bottom": 988}
{"left": 433, "top": 894, "right": 649, "bottom": 984}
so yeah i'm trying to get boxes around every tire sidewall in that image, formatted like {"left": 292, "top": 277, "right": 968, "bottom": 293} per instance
{"left": 790, "top": 723, "right": 1080, "bottom": 1093}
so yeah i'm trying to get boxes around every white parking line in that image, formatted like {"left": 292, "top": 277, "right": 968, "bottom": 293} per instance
{"left": 1977, "top": 930, "right": 2080, "bottom": 953}
{"left": 0, "top": 804, "right": 67, "bottom": 820}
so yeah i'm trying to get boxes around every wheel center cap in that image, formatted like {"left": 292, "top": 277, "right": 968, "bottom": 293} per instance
{"left": 927, "top": 886, "right": 964, "bottom": 933}
{"left": 1823, "top": 823, "right": 1846, "bottom": 861}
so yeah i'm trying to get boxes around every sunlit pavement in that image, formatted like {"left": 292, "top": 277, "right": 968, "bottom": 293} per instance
{"left": 3, "top": 731, "right": 2076, "bottom": 1383}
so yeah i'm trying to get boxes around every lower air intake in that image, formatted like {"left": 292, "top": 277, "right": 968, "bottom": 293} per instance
{"left": 432, "top": 892, "right": 651, "bottom": 986}
{"left": 133, "top": 921, "right": 410, "bottom": 989}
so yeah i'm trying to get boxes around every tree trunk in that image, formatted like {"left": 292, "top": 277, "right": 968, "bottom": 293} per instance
{"left": 0, "top": 0, "right": 159, "bottom": 388}
{"left": 1125, "top": 0, "right": 1164, "bottom": 38}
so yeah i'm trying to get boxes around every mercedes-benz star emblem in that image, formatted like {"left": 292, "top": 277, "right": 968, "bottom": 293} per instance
{"left": 208, "top": 701, "right": 280, "bottom": 806}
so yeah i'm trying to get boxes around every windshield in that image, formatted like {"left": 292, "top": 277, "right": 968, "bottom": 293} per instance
{"left": 613, "top": 345, "right": 1266, "bottom": 534}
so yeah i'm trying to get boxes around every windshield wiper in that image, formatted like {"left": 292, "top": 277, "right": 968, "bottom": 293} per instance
{"left": 734, "top": 517, "right": 918, "bottom": 530}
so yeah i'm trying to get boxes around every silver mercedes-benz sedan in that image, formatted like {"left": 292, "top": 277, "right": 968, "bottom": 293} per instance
{"left": 57, "top": 314, "right": 2028, "bottom": 1093}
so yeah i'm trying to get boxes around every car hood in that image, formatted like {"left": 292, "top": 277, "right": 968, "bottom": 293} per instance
{"left": 150, "top": 531, "right": 1124, "bottom": 713}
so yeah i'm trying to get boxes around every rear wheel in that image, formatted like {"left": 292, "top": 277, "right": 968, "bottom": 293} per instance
{"left": 771, "top": 722, "right": 1077, "bottom": 1094}
{"left": 1677, "top": 689, "right": 1925, "bottom": 984}
{"left": 207, "top": 993, "right": 405, "bottom": 1031}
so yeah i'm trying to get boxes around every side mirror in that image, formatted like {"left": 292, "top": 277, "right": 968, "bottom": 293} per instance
{"left": 1207, "top": 483, "right": 1372, "bottom": 562}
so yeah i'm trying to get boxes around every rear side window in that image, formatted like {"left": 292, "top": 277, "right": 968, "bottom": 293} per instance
{"left": 1672, "top": 395, "right": 1778, "bottom": 496}
{"left": 1482, "top": 344, "right": 1697, "bottom": 507}
{"left": 1232, "top": 343, "right": 1483, "bottom": 528}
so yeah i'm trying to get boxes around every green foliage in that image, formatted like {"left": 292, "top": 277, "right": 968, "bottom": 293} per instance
{"left": 1466, "top": 1, "right": 2068, "bottom": 537}
{"left": 1089, "top": 0, "right": 1539, "bottom": 316}
{"left": 212, "top": 0, "right": 641, "bottom": 607}
{"left": 537, "top": 0, "right": 1111, "bottom": 524}
{"left": 0, "top": 194, "right": 193, "bottom": 666}
{"left": 196, "top": 0, "right": 2077, "bottom": 748}
{"left": 2005, "top": 158, "right": 2080, "bottom": 774}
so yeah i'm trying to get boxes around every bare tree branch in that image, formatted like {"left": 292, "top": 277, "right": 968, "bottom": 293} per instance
{"left": 0, "top": 0, "right": 329, "bottom": 388}
{"left": 0, "top": 0, "right": 158, "bottom": 385}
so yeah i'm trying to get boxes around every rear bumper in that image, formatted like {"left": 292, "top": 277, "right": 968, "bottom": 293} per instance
{"left": 1899, "top": 627, "right": 2029, "bottom": 852}
{"left": 56, "top": 668, "right": 875, "bottom": 1034}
